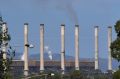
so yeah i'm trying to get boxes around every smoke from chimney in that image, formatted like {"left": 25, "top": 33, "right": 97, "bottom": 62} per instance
{"left": 34, "top": 0, "right": 79, "bottom": 24}
{"left": 21, "top": 53, "right": 24, "bottom": 61}
{"left": 44, "top": 45, "right": 53, "bottom": 60}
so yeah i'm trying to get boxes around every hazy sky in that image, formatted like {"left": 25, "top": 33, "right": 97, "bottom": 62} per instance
{"left": 0, "top": 0, "right": 120, "bottom": 58}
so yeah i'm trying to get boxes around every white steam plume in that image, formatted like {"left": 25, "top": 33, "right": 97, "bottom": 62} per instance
{"left": 44, "top": 45, "right": 53, "bottom": 60}
{"left": 21, "top": 53, "right": 24, "bottom": 61}
{"left": 48, "top": 51, "right": 52, "bottom": 60}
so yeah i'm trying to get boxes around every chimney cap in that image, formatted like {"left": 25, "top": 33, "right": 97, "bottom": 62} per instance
{"left": 108, "top": 26, "right": 112, "bottom": 28}
{"left": 40, "top": 24, "right": 44, "bottom": 26}
{"left": 24, "top": 23, "right": 28, "bottom": 25}
{"left": 94, "top": 26, "right": 99, "bottom": 28}
{"left": 61, "top": 24, "right": 65, "bottom": 26}
{"left": 75, "top": 25, "right": 79, "bottom": 27}
{"left": 2, "top": 22, "right": 7, "bottom": 25}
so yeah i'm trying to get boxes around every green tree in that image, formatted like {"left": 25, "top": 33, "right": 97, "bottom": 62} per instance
{"left": 113, "top": 70, "right": 120, "bottom": 79}
{"left": 111, "top": 20, "right": 120, "bottom": 79}
{"left": 111, "top": 20, "right": 120, "bottom": 68}
{"left": 70, "top": 70, "right": 84, "bottom": 79}
{"left": 0, "top": 15, "right": 15, "bottom": 79}
{"left": 93, "top": 74, "right": 108, "bottom": 79}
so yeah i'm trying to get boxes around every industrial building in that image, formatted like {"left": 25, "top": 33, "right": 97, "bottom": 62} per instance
{"left": 11, "top": 60, "right": 94, "bottom": 77}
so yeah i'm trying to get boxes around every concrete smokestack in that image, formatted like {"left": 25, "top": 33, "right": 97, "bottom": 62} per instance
{"left": 108, "top": 26, "right": 112, "bottom": 71}
{"left": 24, "top": 23, "right": 29, "bottom": 76}
{"left": 61, "top": 24, "right": 65, "bottom": 74}
{"left": 40, "top": 24, "right": 44, "bottom": 72}
{"left": 75, "top": 25, "right": 79, "bottom": 70}
{"left": 2, "top": 23, "right": 7, "bottom": 60}
{"left": 94, "top": 26, "right": 99, "bottom": 70}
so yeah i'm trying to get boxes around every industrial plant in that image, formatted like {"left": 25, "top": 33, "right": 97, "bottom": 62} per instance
{"left": 9, "top": 23, "right": 113, "bottom": 78}
{"left": 0, "top": 15, "right": 114, "bottom": 79}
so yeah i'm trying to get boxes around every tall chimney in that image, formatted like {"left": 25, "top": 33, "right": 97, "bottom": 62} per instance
{"left": 75, "top": 25, "right": 79, "bottom": 70}
{"left": 2, "top": 23, "right": 7, "bottom": 60}
{"left": 61, "top": 24, "right": 65, "bottom": 74}
{"left": 94, "top": 26, "right": 99, "bottom": 70}
{"left": 2, "top": 23, "right": 7, "bottom": 75}
{"left": 40, "top": 24, "right": 44, "bottom": 72}
{"left": 24, "top": 23, "right": 29, "bottom": 76}
{"left": 108, "top": 26, "right": 112, "bottom": 71}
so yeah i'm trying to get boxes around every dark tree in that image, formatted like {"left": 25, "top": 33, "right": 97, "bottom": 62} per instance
{"left": 70, "top": 70, "right": 84, "bottom": 79}
{"left": 0, "top": 15, "right": 15, "bottom": 79}
{"left": 111, "top": 20, "right": 120, "bottom": 69}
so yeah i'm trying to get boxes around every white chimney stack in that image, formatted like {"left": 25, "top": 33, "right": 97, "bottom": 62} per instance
{"left": 40, "top": 24, "right": 44, "bottom": 72}
{"left": 2, "top": 23, "right": 7, "bottom": 60}
{"left": 24, "top": 23, "right": 29, "bottom": 76}
{"left": 94, "top": 26, "right": 99, "bottom": 70}
{"left": 61, "top": 24, "right": 65, "bottom": 74}
{"left": 75, "top": 25, "right": 79, "bottom": 70}
{"left": 108, "top": 26, "right": 112, "bottom": 71}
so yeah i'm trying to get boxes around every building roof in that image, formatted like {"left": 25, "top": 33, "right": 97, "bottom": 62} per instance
{"left": 11, "top": 60, "right": 94, "bottom": 67}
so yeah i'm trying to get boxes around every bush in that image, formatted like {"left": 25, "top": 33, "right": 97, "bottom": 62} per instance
{"left": 113, "top": 70, "right": 120, "bottom": 79}
{"left": 70, "top": 70, "right": 84, "bottom": 79}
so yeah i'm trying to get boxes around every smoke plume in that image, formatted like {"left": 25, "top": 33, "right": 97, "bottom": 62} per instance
{"left": 34, "top": 0, "right": 80, "bottom": 24}
{"left": 44, "top": 45, "right": 53, "bottom": 60}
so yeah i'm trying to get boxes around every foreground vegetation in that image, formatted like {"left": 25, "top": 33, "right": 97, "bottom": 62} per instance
{"left": 0, "top": 17, "right": 15, "bottom": 79}
{"left": 19, "top": 70, "right": 112, "bottom": 79}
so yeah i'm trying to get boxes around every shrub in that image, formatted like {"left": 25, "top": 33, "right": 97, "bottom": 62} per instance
{"left": 113, "top": 70, "right": 120, "bottom": 79}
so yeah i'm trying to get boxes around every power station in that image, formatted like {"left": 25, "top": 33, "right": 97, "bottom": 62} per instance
{"left": 0, "top": 14, "right": 113, "bottom": 77}
{"left": 22, "top": 24, "right": 113, "bottom": 76}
